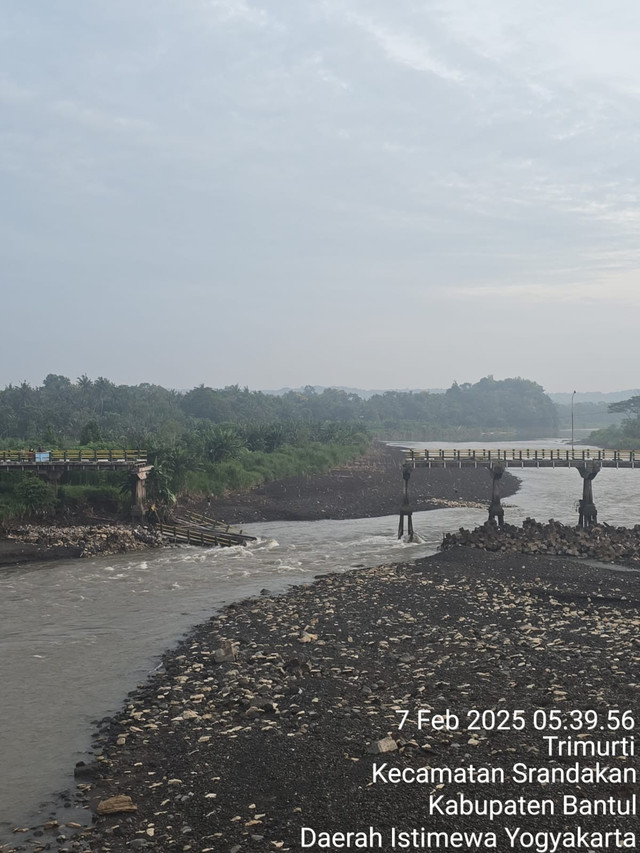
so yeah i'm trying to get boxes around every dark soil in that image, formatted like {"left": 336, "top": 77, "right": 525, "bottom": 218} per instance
{"left": 34, "top": 547, "right": 638, "bottom": 853}
{"left": 182, "top": 443, "right": 519, "bottom": 523}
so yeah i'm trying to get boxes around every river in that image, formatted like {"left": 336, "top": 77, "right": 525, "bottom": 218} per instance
{"left": 0, "top": 439, "right": 638, "bottom": 838}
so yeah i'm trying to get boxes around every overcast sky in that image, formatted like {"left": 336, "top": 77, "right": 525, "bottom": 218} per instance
{"left": 2, "top": 1, "right": 639, "bottom": 393}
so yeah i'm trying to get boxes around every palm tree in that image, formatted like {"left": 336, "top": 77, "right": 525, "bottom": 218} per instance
{"left": 93, "top": 377, "right": 114, "bottom": 417}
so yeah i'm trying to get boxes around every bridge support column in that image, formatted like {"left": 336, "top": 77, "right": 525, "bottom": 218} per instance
{"left": 131, "top": 465, "right": 153, "bottom": 522}
{"left": 576, "top": 462, "right": 600, "bottom": 528}
{"left": 398, "top": 463, "right": 415, "bottom": 541}
{"left": 488, "top": 463, "right": 505, "bottom": 528}
{"left": 36, "top": 469, "right": 64, "bottom": 498}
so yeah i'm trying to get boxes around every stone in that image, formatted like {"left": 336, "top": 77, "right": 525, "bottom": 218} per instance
{"left": 298, "top": 632, "right": 318, "bottom": 643}
{"left": 214, "top": 641, "right": 237, "bottom": 663}
{"left": 367, "top": 737, "right": 398, "bottom": 754}
{"left": 97, "top": 795, "right": 138, "bottom": 815}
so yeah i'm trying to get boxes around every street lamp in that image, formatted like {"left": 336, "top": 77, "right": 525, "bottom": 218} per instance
{"left": 571, "top": 390, "right": 576, "bottom": 454}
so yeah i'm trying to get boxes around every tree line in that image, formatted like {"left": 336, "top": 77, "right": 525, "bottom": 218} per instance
{"left": 0, "top": 374, "right": 558, "bottom": 447}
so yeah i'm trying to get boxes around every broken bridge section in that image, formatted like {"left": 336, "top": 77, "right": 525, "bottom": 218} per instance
{"left": 399, "top": 448, "right": 639, "bottom": 537}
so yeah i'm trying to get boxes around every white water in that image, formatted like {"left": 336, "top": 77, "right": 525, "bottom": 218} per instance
{"left": 0, "top": 439, "right": 638, "bottom": 836}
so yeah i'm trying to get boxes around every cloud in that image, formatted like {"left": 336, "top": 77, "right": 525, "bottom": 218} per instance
{"left": 49, "top": 100, "right": 152, "bottom": 134}
{"left": 0, "top": 76, "right": 33, "bottom": 104}
{"left": 349, "top": 15, "right": 465, "bottom": 82}
{"left": 199, "top": 0, "right": 270, "bottom": 27}
{"left": 448, "top": 270, "right": 640, "bottom": 306}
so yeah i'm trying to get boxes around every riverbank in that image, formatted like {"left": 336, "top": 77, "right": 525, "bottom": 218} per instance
{"left": 8, "top": 545, "right": 637, "bottom": 853}
{"left": 0, "top": 524, "right": 161, "bottom": 568}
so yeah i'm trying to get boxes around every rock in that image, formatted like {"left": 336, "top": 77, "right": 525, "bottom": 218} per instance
{"left": 73, "top": 761, "right": 98, "bottom": 780}
{"left": 214, "top": 640, "right": 237, "bottom": 663}
{"left": 367, "top": 737, "right": 398, "bottom": 754}
{"left": 96, "top": 795, "right": 138, "bottom": 815}
{"left": 298, "top": 631, "right": 318, "bottom": 643}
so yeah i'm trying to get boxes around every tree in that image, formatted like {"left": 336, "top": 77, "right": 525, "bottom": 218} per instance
{"left": 16, "top": 476, "right": 55, "bottom": 516}
{"left": 80, "top": 420, "right": 102, "bottom": 445}
{"left": 609, "top": 396, "right": 640, "bottom": 417}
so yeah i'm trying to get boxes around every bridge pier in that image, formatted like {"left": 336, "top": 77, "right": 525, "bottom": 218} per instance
{"left": 398, "top": 463, "right": 415, "bottom": 541}
{"left": 576, "top": 461, "right": 600, "bottom": 528}
{"left": 488, "top": 463, "right": 505, "bottom": 528}
{"left": 36, "top": 469, "right": 64, "bottom": 498}
{"left": 130, "top": 465, "right": 153, "bottom": 521}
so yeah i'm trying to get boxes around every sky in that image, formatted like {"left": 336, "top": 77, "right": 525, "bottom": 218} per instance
{"left": 2, "top": 0, "right": 640, "bottom": 394}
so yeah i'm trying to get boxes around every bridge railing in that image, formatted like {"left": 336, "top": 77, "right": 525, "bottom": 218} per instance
{"left": 404, "top": 448, "right": 638, "bottom": 463}
{"left": 0, "top": 449, "right": 147, "bottom": 463}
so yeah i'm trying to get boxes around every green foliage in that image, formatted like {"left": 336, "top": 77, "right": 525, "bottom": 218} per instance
{"left": 184, "top": 439, "right": 369, "bottom": 497}
{"left": 202, "top": 425, "right": 244, "bottom": 463}
{"left": 58, "top": 484, "right": 123, "bottom": 513}
{"left": 15, "top": 475, "right": 55, "bottom": 515}
{"left": 0, "top": 374, "right": 557, "bottom": 445}
{"left": 587, "top": 393, "right": 640, "bottom": 449}
{"left": 80, "top": 420, "right": 102, "bottom": 444}
{"left": 146, "top": 464, "right": 177, "bottom": 507}
{"left": 608, "top": 396, "right": 640, "bottom": 417}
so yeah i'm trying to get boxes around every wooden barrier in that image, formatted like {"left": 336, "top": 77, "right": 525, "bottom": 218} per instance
{"left": 157, "top": 521, "right": 254, "bottom": 548}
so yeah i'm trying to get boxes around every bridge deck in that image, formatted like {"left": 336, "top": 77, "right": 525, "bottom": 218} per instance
{"left": 0, "top": 449, "right": 147, "bottom": 471}
{"left": 404, "top": 448, "right": 638, "bottom": 469}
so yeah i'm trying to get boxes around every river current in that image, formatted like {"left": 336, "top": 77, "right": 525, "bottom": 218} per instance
{"left": 1, "top": 439, "right": 638, "bottom": 837}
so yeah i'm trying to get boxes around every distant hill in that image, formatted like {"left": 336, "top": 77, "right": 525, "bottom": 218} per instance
{"left": 549, "top": 390, "right": 640, "bottom": 404}
{"left": 264, "top": 386, "right": 640, "bottom": 405}
{"left": 262, "top": 385, "right": 446, "bottom": 400}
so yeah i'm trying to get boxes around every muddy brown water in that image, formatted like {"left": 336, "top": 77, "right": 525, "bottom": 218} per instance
{"left": 1, "top": 440, "right": 638, "bottom": 839}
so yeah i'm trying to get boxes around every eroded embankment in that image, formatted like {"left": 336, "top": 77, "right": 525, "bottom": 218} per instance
{"left": 10, "top": 546, "right": 637, "bottom": 853}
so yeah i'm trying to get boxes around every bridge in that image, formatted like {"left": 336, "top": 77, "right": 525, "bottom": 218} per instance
{"left": 0, "top": 449, "right": 151, "bottom": 508}
{"left": 399, "top": 448, "right": 638, "bottom": 538}
{"left": 403, "top": 448, "right": 639, "bottom": 468}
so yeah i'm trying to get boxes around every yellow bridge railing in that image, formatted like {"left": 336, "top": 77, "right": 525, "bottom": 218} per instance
{"left": 0, "top": 449, "right": 147, "bottom": 463}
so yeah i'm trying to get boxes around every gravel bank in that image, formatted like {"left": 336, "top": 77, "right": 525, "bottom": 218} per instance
{"left": 10, "top": 546, "right": 637, "bottom": 853}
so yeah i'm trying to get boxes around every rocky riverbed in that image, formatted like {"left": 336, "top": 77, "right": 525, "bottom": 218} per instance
{"left": 442, "top": 517, "right": 640, "bottom": 565}
{"left": 4, "top": 546, "right": 638, "bottom": 853}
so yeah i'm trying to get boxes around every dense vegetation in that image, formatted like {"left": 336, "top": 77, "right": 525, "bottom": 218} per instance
{"left": 587, "top": 396, "right": 640, "bottom": 449}
{"left": 0, "top": 373, "right": 558, "bottom": 521}
{"left": 0, "top": 374, "right": 557, "bottom": 444}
